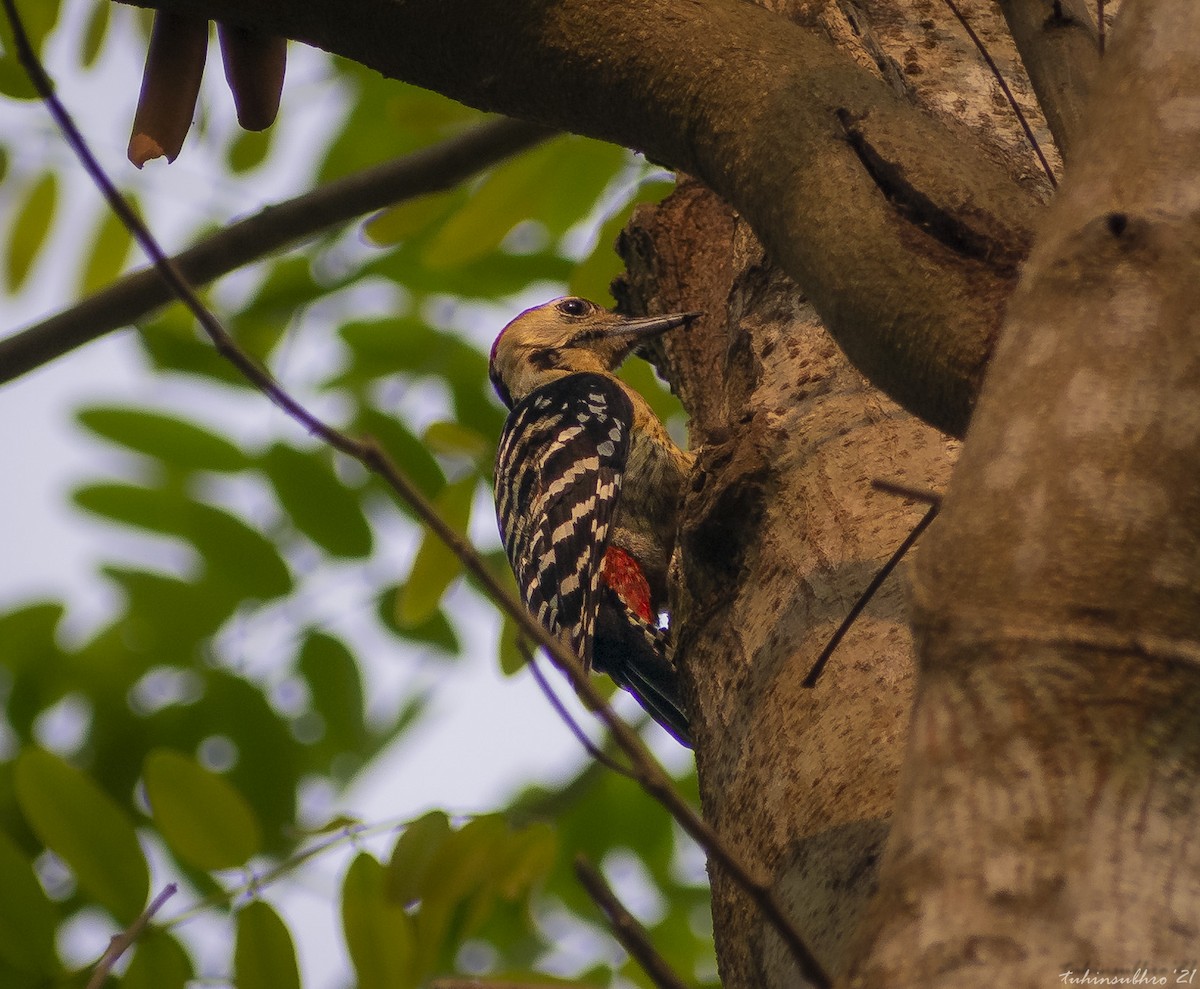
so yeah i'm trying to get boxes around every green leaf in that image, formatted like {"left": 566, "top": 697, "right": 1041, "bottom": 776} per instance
{"left": 337, "top": 317, "right": 485, "bottom": 382}
{"left": 296, "top": 633, "right": 367, "bottom": 774}
{"left": 498, "top": 615, "right": 526, "bottom": 676}
{"left": 138, "top": 302, "right": 252, "bottom": 387}
{"left": 0, "top": 1, "right": 60, "bottom": 99}
{"left": 395, "top": 477, "right": 475, "bottom": 627}
{"left": 14, "top": 748, "right": 149, "bottom": 923}
{"left": 412, "top": 814, "right": 510, "bottom": 966}
{"left": 422, "top": 138, "right": 625, "bottom": 268}
{"left": 0, "top": 602, "right": 63, "bottom": 676}
{"left": 6, "top": 173, "right": 57, "bottom": 292}
{"left": 139, "top": 671, "right": 302, "bottom": 852}
{"left": 122, "top": 929, "right": 193, "bottom": 989}
{"left": 103, "top": 566, "right": 240, "bottom": 657}
{"left": 384, "top": 811, "right": 450, "bottom": 907}
{"left": 235, "top": 900, "right": 300, "bottom": 989}
{"left": 77, "top": 406, "right": 250, "bottom": 473}
{"left": 427, "top": 816, "right": 511, "bottom": 909}
{"left": 262, "top": 443, "right": 373, "bottom": 557}
{"left": 79, "top": 0, "right": 110, "bottom": 68}
{"left": 366, "top": 240, "right": 574, "bottom": 300}
{"left": 227, "top": 128, "right": 272, "bottom": 174}
{"left": 225, "top": 255, "right": 319, "bottom": 360}
{"left": 569, "top": 178, "right": 675, "bottom": 304}
{"left": 79, "top": 206, "right": 134, "bottom": 295}
{"left": 0, "top": 958, "right": 44, "bottom": 989}
{"left": 144, "top": 749, "right": 262, "bottom": 871}
{"left": 365, "top": 190, "right": 458, "bottom": 245}
{"left": 377, "top": 589, "right": 460, "bottom": 654}
{"left": 367, "top": 240, "right": 573, "bottom": 301}
{"left": 73, "top": 484, "right": 292, "bottom": 600}
{"left": 423, "top": 420, "right": 490, "bottom": 464}
{"left": 317, "top": 71, "right": 480, "bottom": 182}
{"left": 355, "top": 408, "right": 446, "bottom": 501}
{"left": 342, "top": 853, "right": 415, "bottom": 989}
{"left": 0, "top": 831, "right": 57, "bottom": 976}
{"left": 495, "top": 822, "right": 557, "bottom": 899}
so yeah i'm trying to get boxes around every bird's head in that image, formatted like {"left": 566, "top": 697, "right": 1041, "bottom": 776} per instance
{"left": 488, "top": 296, "right": 701, "bottom": 408}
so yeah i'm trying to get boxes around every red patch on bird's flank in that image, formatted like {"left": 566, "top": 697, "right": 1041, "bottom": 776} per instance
{"left": 601, "top": 547, "right": 653, "bottom": 621}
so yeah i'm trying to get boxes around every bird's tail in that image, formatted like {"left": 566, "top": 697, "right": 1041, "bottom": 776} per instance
{"left": 593, "top": 591, "right": 692, "bottom": 747}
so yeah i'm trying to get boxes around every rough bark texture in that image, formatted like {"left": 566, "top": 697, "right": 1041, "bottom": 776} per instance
{"left": 862, "top": 0, "right": 1200, "bottom": 984}
{"left": 996, "top": 0, "right": 1100, "bottom": 158}
{"left": 619, "top": 178, "right": 955, "bottom": 986}
{"left": 606, "top": 1, "right": 1046, "bottom": 982}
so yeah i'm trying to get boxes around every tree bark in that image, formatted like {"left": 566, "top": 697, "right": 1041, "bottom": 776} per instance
{"left": 610, "top": 1, "right": 1049, "bottom": 982}
{"left": 858, "top": 0, "right": 1200, "bottom": 984}
{"left": 619, "top": 183, "right": 955, "bottom": 983}
{"left": 122, "top": 0, "right": 1042, "bottom": 436}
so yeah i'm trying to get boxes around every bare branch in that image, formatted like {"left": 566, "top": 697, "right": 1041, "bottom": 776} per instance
{"left": 574, "top": 855, "right": 693, "bottom": 989}
{"left": 166, "top": 816, "right": 413, "bottom": 926}
{"left": 85, "top": 883, "right": 177, "bottom": 989}
{"left": 0, "top": 116, "right": 552, "bottom": 385}
{"left": 803, "top": 500, "right": 938, "bottom": 688}
{"left": 996, "top": 0, "right": 1100, "bottom": 160}
{"left": 2, "top": 3, "right": 828, "bottom": 984}
{"left": 520, "top": 639, "right": 637, "bottom": 778}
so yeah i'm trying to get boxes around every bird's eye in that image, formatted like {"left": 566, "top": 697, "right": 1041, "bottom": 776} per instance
{"left": 557, "top": 298, "right": 591, "bottom": 318}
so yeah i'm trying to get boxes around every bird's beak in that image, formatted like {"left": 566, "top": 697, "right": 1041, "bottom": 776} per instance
{"left": 582, "top": 309, "right": 703, "bottom": 345}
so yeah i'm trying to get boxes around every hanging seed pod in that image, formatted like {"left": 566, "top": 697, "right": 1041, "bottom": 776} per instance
{"left": 218, "top": 24, "right": 287, "bottom": 132}
{"left": 128, "top": 11, "right": 208, "bottom": 167}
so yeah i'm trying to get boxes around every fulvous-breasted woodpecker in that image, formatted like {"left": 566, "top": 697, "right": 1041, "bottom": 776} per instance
{"left": 490, "top": 297, "right": 699, "bottom": 745}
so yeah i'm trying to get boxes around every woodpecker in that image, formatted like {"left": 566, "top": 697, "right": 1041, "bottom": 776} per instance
{"left": 490, "top": 297, "right": 699, "bottom": 746}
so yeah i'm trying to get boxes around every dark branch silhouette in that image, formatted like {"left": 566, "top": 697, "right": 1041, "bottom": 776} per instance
{"left": 0, "top": 117, "right": 552, "bottom": 384}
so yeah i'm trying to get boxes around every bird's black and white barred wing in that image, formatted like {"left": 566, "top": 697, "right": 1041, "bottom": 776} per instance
{"left": 494, "top": 373, "right": 633, "bottom": 667}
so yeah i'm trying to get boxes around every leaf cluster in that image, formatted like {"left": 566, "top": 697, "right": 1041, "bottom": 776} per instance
{"left": 0, "top": 5, "right": 709, "bottom": 988}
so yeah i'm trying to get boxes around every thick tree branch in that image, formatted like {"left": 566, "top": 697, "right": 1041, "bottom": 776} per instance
{"left": 997, "top": 0, "right": 1101, "bottom": 160}
{"left": 861, "top": 0, "right": 1200, "bottom": 982}
{"left": 0, "top": 117, "right": 552, "bottom": 384}
{"left": 121, "top": 0, "right": 1040, "bottom": 436}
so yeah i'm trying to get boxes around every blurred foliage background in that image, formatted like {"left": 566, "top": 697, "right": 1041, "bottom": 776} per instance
{"left": 0, "top": 2, "right": 714, "bottom": 987}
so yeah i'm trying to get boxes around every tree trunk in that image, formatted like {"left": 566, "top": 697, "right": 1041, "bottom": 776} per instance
{"left": 613, "top": 1, "right": 1048, "bottom": 982}
{"left": 619, "top": 181, "right": 955, "bottom": 984}
{"left": 857, "top": 1, "right": 1200, "bottom": 984}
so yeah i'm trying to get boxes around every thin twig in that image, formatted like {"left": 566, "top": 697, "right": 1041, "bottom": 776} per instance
{"left": 803, "top": 493, "right": 940, "bottom": 687}
{"left": 870, "top": 478, "right": 943, "bottom": 506}
{"left": 520, "top": 640, "right": 636, "bottom": 777}
{"left": 165, "top": 819, "right": 379, "bottom": 927}
{"left": 574, "top": 855, "right": 692, "bottom": 989}
{"left": 0, "top": 119, "right": 553, "bottom": 384}
{"left": 2, "top": 5, "right": 828, "bottom": 985}
{"left": 85, "top": 883, "right": 177, "bottom": 989}
{"left": 940, "top": 0, "right": 1057, "bottom": 188}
